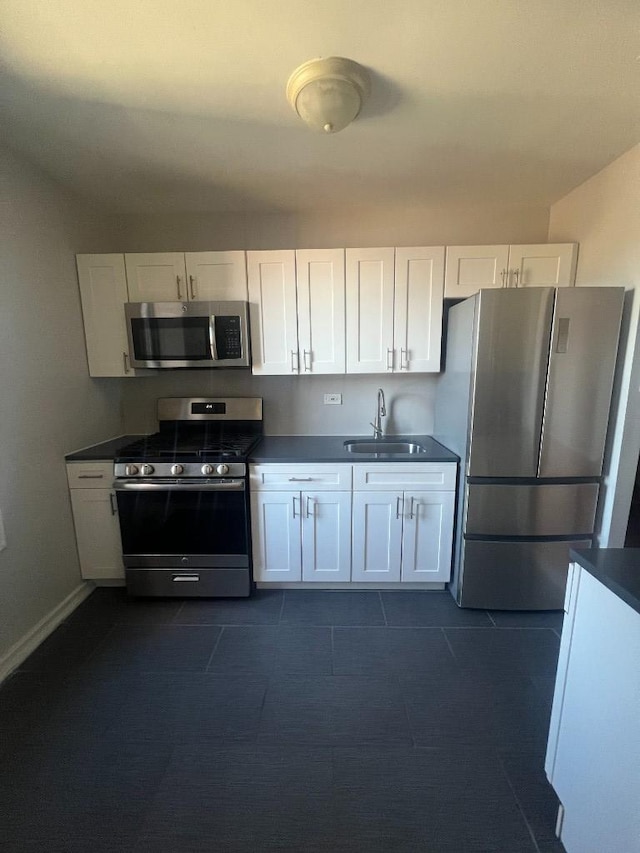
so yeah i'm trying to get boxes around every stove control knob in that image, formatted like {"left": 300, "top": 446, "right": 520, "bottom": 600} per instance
{"left": 140, "top": 464, "right": 155, "bottom": 476}
{"left": 201, "top": 464, "right": 214, "bottom": 476}
{"left": 125, "top": 464, "right": 139, "bottom": 477}
{"left": 216, "top": 463, "right": 230, "bottom": 475}
{"left": 171, "top": 464, "right": 184, "bottom": 476}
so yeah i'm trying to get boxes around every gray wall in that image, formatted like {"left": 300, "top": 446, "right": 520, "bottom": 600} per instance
{"left": 0, "top": 144, "right": 124, "bottom": 665}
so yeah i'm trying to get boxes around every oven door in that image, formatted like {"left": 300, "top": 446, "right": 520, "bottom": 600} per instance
{"left": 114, "top": 478, "right": 249, "bottom": 568}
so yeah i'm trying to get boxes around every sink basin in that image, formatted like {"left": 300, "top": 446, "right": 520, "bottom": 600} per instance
{"left": 344, "top": 440, "right": 426, "bottom": 454}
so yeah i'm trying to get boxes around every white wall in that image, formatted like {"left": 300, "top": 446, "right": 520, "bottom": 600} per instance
{"left": 120, "top": 203, "right": 549, "bottom": 433}
{"left": 0, "top": 144, "right": 124, "bottom": 667}
{"left": 549, "top": 143, "right": 640, "bottom": 546}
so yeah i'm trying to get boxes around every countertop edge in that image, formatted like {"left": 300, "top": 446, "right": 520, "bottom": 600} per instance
{"left": 570, "top": 548, "right": 640, "bottom": 616}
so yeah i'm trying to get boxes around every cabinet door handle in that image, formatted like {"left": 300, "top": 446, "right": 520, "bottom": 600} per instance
{"left": 396, "top": 495, "right": 404, "bottom": 519}
{"left": 189, "top": 275, "right": 196, "bottom": 300}
{"left": 500, "top": 269, "right": 508, "bottom": 288}
{"left": 123, "top": 352, "right": 130, "bottom": 374}
{"left": 306, "top": 496, "right": 313, "bottom": 518}
{"left": 400, "top": 348, "right": 408, "bottom": 370}
{"left": 387, "top": 348, "right": 394, "bottom": 371}
{"left": 292, "top": 496, "right": 298, "bottom": 518}
{"left": 291, "top": 350, "right": 300, "bottom": 373}
{"left": 303, "top": 350, "right": 312, "bottom": 372}
{"left": 513, "top": 268, "right": 520, "bottom": 288}
{"left": 109, "top": 492, "right": 118, "bottom": 515}
{"left": 409, "top": 497, "right": 416, "bottom": 519}
{"left": 176, "top": 275, "right": 183, "bottom": 299}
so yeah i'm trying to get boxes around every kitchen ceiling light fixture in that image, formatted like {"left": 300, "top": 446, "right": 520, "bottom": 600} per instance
{"left": 286, "top": 56, "right": 370, "bottom": 134}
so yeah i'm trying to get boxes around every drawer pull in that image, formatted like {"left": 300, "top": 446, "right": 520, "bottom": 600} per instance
{"left": 172, "top": 574, "right": 200, "bottom": 582}
{"left": 288, "top": 477, "right": 313, "bottom": 482}
{"left": 78, "top": 474, "right": 104, "bottom": 479}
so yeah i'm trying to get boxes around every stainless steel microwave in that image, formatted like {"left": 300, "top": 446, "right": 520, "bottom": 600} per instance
{"left": 125, "top": 301, "right": 251, "bottom": 369}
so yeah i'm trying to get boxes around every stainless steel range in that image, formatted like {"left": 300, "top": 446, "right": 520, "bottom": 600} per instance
{"left": 113, "top": 397, "right": 262, "bottom": 597}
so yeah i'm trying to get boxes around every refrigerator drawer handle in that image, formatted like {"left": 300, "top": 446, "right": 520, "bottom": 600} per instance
{"left": 556, "top": 318, "right": 570, "bottom": 353}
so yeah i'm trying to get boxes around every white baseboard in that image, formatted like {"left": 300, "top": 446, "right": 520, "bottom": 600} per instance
{"left": 0, "top": 582, "right": 94, "bottom": 684}
{"left": 256, "top": 582, "right": 446, "bottom": 590}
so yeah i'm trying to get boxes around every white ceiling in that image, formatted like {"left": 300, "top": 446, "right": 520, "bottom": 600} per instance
{"left": 0, "top": 0, "right": 638, "bottom": 213}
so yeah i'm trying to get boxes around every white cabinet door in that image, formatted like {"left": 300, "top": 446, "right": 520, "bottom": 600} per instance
{"left": 302, "top": 492, "right": 351, "bottom": 582}
{"left": 69, "top": 489, "right": 124, "bottom": 580}
{"left": 185, "top": 251, "right": 247, "bottom": 301}
{"left": 76, "top": 254, "right": 136, "bottom": 378}
{"left": 346, "top": 248, "right": 396, "bottom": 373}
{"left": 394, "top": 247, "right": 444, "bottom": 373}
{"left": 444, "top": 245, "right": 510, "bottom": 297}
{"left": 351, "top": 491, "right": 402, "bottom": 582}
{"left": 507, "top": 244, "right": 577, "bottom": 288}
{"left": 251, "top": 490, "right": 302, "bottom": 582}
{"left": 125, "top": 252, "right": 187, "bottom": 301}
{"left": 247, "top": 250, "right": 300, "bottom": 375}
{"left": 401, "top": 491, "right": 454, "bottom": 582}
{"left": 296, "top": 249, "right": 346, "bottom": 374}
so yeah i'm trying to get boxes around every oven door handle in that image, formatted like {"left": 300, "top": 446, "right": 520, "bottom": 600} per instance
{"left": 113, "top": 479, "right": 245, "bottom": 492}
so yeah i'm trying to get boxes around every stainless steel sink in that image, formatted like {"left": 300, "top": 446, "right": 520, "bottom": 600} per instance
{"left": 344, "top": 440, "right": 426, "bottom": 454}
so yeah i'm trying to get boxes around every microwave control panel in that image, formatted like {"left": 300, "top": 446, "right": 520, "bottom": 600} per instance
{"left": 214, "top": 316, "right": 242, "bottom": 359}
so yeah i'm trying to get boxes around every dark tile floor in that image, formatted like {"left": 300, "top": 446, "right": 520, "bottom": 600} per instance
{"left": 0, "top": 588, "right": 565, "bottom": 852}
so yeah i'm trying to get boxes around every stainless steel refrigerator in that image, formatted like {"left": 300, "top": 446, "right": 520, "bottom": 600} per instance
{"left": 435, "top": 287, "right": 624, "bottom": 609}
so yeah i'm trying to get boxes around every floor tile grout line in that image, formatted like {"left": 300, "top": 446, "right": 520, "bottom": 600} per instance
{"left": 278, "top": 590, "right": 286, "bottom": 624}
{"left": 330, "top": 626, "right": 335, "bottom": 675}
{"left": 497, "top": 753, "right": 544, "bottom": 853}
{"left": 204, "top": 626, "right": 225, "bottom": 671}
{"left": 378, "top": 590, "right": 388, "bottom": 626}
{"left": 440, "top": 626, "right": 460, "bottom": 665}
{"left": 487, "top": 610, "right": 498, "bottom": 627}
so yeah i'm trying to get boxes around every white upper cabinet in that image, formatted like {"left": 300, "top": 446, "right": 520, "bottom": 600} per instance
{"left": 507, "top": 244, "right": 578, "bottom": 288}
{"left": 125, "top": 251, "right": 248, "bottom": 302}
{"left": 394, "top": 247, "right": 445, "bottom": 373}
{"left": 76, "top": 253, "right": 137, "bottom": 377}
{"left": 248, "top": 249, "right": 346, "bottom": 376}
{"left": 444, "top": 243, "right": 578, "bottom": 297}
{"left": 346, "top": 247, "right": 444, "bottom": 374}
{"left": 247, "top": 250, "right": 300, "bottom": 375}
{"left": 184, "top": 251, "right": 248, "bottom": 301}
{"left": 125, "top": 252, "right": 188, "bottom": 301}
{"left": 296, "top": 249, "right": 346, "bottom": 374}
{"left": 346, "top": 248, "right": 396, "bottom": 373}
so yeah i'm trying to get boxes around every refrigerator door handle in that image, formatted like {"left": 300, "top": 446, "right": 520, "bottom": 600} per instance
{"left": 555, "top": 318, "right": 570, "bottom": 353}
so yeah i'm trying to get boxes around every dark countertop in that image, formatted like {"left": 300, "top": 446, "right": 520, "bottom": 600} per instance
{"left": 65, "top": 435, "right": 145, "bottom": 461}
{"left": 249, "top": 435, "right": 458, "bottom": 463}
{"left": 64, "top": 434, "right": 459, "bottom": 464}
{"left": 571, "top": 548, "right": 640, "bottom": 616}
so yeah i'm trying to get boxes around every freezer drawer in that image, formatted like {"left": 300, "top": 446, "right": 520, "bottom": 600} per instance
{"left": 465, "top": 482, "right": 598, "bottom": 537}
{"left": 456, "top": 538, "right": 592, "bottom": 610}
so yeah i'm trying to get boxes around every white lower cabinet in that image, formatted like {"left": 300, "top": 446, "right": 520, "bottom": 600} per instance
{"left": 250, "top": 462, "right": 456, "bottom": 586}
{"left": 351, "top": 490, "right": 454, "bottom": 583}
{"left": 66, "top": 462, "right": 124, "bottom": 580}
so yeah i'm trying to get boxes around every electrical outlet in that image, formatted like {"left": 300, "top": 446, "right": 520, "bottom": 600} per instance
{"left": 324, "top": 393, "right": 342, "bottom": 405}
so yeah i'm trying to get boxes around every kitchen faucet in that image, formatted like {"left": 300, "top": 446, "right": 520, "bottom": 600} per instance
{"left": 371, "top": 388, "right": 386, "bottom": 438}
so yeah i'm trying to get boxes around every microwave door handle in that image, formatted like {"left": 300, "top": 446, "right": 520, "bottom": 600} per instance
{"left": 209, "top": 315, "right": 218, "bottom": 361}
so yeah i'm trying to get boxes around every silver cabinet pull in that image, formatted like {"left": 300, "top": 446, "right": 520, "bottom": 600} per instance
{"left": 500, "top": 269, "right": 508, "bottom": 288}
{"left": 396, "top": 495, "right": 404, "bottom": 519}
{"left": 303, "top": 350, "right": 312, "bottom": 372}
{"left": 109, "top": 492, "right": 118, "bottom": 515}
{"left": 409, "top": 497, "right": 416, "bottom": 519}
{"left": 387, "top": 348, "right": 394, "bottom": 371}
{"left": 292, "top": 496, "right": 299, "bottom": 518}
{"left": 176, "top": 275, "right": 183, "bottom": 299}
{"left": 306, "top": 496, "right": 314, "bottom": 518}
{"left": 513, "top": 269, "right": 520, "bottom": 288}
{"left": 400, "top": 348, "right": 408, "bottom": 370}
{"left": 291, "top": 350, "right": 300, "bottom": 373}
{"left": 288, "top": 477, "right": 313, "bottom": 482}
{"left": 123, "top": 352, "right": 130, "bottom": 374}
{"left": 78, "top": 474, "right": 104, "bottom": 479}
{"left": 189, "top": 275, "right": 196, "bottom": 300}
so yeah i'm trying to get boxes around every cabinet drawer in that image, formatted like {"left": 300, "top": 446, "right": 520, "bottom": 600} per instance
{"left": 67, "top": 461, "right": 114, "bottom": 488}
{"left": 250, "top": 464, "right": 352, "bottom": 491}
{"left": 353, "top": 463, "right": 456, "bottom": 491}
